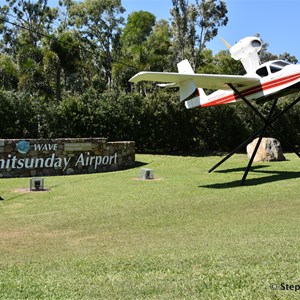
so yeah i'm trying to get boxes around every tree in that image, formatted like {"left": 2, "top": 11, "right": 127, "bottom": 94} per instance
{"left": 0, "top": 0, "right": 59, "bottom": 98}
{"left": 0, "top": 0, "right": 58, "bottom": 51}
{"left": 46, "top": 31, "right": 82, "bottom": 101}
{"left": 0, "top": 90, "right": 38, "bottom": 138}
{"left": 17, "top": 44, "right": 51, "bottom": 96}
{"left": 196, "top": 0, "right": 228, "bottom": 64}
{"left": 120, "top": 11, "right": 156, "bottom": 68}
{"left": 170, "top": 0, "right": 228, "bottom": 68}
{"left": 115, "top": 11, "right": 157, "bottom": 92}
{"left": 170, "top": 0, "right": 189, "bottom": 62}
{"left": 65, "top": 0, "right": 125, "bottom": 87}
{"left": 213, "top": 49, "right": 244, "bottom": 75}
{"left": 0, "top": 53, "right": 19, "bottom": 89}
{"left": 121, "top": 11, "right": 155, "bottom": 47}
{"left": 144, "top": 19, "right": 173, "bottom": 72}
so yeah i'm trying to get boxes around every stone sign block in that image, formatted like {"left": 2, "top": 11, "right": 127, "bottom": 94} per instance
{"left": 0, "top": 138, "right": 135, "bottom": 178}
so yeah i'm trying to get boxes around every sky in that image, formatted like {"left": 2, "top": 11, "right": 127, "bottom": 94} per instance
{"left": 121, "top": 0, "right": 300, "bottom": 59}
{"left": 1, "top": 0, "right": 300, "bottom": 59}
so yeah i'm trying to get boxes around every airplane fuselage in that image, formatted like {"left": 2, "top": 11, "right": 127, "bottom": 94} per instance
{"left": 201, "top": 60, "right": 300, "bottom": 107}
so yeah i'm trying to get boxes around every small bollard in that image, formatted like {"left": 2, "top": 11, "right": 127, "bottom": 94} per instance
{"left": 30, "top": 177, "right": 45, "bottom": 191}
{"left": 139, "top": 168, "right": 154, "bottom": 180}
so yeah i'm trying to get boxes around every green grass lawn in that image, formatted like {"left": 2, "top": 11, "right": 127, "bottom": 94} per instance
{"left": 0, "top": 153, "right": 299, "bottom": 299}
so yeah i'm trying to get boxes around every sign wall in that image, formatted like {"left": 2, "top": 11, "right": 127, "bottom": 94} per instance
{"left": 0, "top": 138, "right": 135, "bottom": 178}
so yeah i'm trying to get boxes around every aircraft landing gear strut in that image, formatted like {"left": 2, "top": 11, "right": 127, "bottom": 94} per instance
{"left": 209, "top": 84, "right": 300, "bottom": 186}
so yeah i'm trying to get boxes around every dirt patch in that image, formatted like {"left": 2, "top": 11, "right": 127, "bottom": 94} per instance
{"left": 14, "top": 188, "right": 50, "bottom": 193}
{"left": 132, "top": 178, "right": 163, "bottom": 181}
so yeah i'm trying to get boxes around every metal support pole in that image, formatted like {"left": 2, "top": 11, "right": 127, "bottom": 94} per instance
{"left": 240, "top": 99, "right": 278, "bottom": 185}
{"left": 208, "top": 127, "right": 263, "bottom": 173}
{"left": 208, "top": 84, "right": 300, "bottom": 185}
{"left": 228, "top": 84, "right": 300, "bottom": 158}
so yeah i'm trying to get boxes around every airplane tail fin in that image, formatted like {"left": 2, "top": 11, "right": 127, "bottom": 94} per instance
{"left": 177, "top": 60, "right": 208, "bottom": 109}
{"left": 184, "top": 88, "right": 208, "bottom": 109}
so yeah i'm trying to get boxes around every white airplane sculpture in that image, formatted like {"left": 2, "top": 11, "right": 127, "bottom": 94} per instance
{"left": 129, "top": 36, "right": 300, "bottom": 109}
{"left": 129, "top": 36, "right": 300, "bottom": 185}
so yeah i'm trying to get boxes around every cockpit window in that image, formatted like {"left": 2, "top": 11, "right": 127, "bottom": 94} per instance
{"left": 256, "top": 66, "right": 268, "bottom": 77}
{"left": 270, "top": 61, "right": 290, "bottom": 73}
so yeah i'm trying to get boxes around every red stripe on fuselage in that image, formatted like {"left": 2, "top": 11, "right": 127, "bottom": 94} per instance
{"left": 201, "top": 73, "right": 300, "bottom": 107}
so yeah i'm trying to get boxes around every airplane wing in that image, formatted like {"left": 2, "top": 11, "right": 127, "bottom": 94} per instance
{"left": 129, "top": 72, "right": 260, "bottom": 90}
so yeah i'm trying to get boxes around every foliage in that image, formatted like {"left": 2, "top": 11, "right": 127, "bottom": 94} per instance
{"left": 0, "top": 90, "right": 38, "bottom": 138}
{"left": 0, "top": 0, "right": 298, "bottom": 152}
{"left": 0, "top": 0, "right": 58, "bottom": 50}
{"left": 0, "top": 53, "right": 19, "bottom": 89}
{"left": 0, "top": 85, "right": 299, "bottom": 153}
{"left": 66, "top": 0, "right": 125, "bottom": 87}
{"left": 114, "top": 11, "right": 158, "bottom": 92}
{"left": 170, "top": 0, "right": 228, "bottom": 68}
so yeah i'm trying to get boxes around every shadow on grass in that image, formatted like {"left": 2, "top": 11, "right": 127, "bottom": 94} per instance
{"left": 134, "top": 161, "right": 148, "bottom": 168}
{"left": 200, "top": 165, "right": 300, "bottom": 188}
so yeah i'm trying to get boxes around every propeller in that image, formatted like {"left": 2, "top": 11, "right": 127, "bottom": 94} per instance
{"left": 220, "top": 37, "right": 232, "bottom": 50}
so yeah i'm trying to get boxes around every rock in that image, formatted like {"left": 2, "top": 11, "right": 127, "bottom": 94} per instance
{"left": 246, "top": 137, "right": 285, "bottom": 162}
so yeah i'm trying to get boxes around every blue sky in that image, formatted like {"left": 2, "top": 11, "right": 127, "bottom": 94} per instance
{"left": 1, "top": 0, "right": 299, "bottom": 59}
{"left": 122, "top": 0, "right": 300, "bottom": 59}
